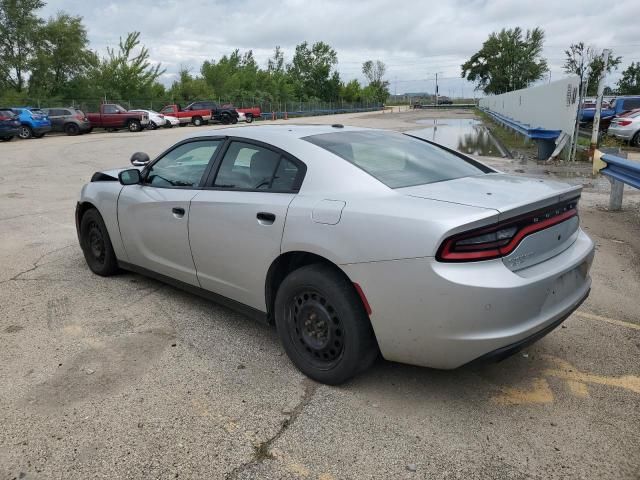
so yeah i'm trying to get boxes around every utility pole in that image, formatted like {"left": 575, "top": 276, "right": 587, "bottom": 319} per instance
{"left": 435, "top": 72, "right": 439, "bottom": 106}
{"left": 589, "top": 49, "right": 610, "bottom": 162}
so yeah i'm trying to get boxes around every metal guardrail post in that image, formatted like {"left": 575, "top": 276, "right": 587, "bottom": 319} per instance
{"left": 608, "top": 178, "right": 624, "bottom": 211}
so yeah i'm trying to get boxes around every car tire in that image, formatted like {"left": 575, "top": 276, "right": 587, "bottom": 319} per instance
{"left": 632, "top": 131, "right": 640, "bottom": 148}
{"left": 221, "top": 113, "right": 231, "bottom": 125}
{"left": 165, "top": 121, "right": 173, "bottom": 128}
{"left": 192, "top": 116, "right": 203, "bottom": 126}
{"left": 18, "top": 125, "right": 33, "bottom": 139}
{"left": 246, "top": 114, "right": 253, "bottom": 123}
{"left": 127, "top": 120, "right": 142, "bottom": 132}
{"left": 149, "top": 121, "right": 158, "bottom": 130}
{"left": 231, "top": 116, "right": 238, "bottom": 124}
{"left": 274, "top": 264, "right": 378, "bottom": 385}
{"left": 65, "top": 123, "right": 80, "bottom": 136}
{"left": 79, "top": 208, "right": 120, "bottom": 276}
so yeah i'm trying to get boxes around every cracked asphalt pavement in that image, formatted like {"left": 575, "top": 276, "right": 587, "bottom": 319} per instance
{"left": 1, "top": 110, "right": 639, "bottom": 479}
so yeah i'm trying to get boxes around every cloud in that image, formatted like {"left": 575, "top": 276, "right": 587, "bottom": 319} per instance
{"left": 39, "top": 0, "right": 639, "bottom": 95}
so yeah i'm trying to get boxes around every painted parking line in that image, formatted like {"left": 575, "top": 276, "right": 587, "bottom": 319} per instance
{"left": 575, "top": 311, "right": 640, "bottom": 331}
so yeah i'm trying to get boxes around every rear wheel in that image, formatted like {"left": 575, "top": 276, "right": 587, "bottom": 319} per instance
{"left": 18, "top": 125, "right": 33, "bottom": 139}
{"left": 79, "top": 208, "right": 119, "bottom": 276}
{"left": 192, "top": 116, "right": 203, "bottom": 126}
{"left": 221, "top": 113, "right": 231, "bottom": 125}
{"left": 149, "top": 121, "right": 158, "bottom": 130}
{"left": 231, "top": 116, "right": 238, "bottom": 124}
{"left": 631, "top": 131, "right": 640, "bottom": 147}
{"left": 274, "top": 264, "right": 378, "bottom": 385}
{"left": 246, "top": 114, "right": 253, "bottom": 123}
{"left": 127, "top": 120, "right": 142, "bottom": 132}
{"left": 64, "top": 123, "right": 80, "bottom": 136}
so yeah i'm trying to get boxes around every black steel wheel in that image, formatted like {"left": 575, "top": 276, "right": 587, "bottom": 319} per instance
{"left": 275, "top": 264, "right": 378, "bottom": 385}
{"left": 65, "top": 123, "right": 80, "bottom": 136}
{"left": 80, "top": 208, "right": 119, "bottom": 276}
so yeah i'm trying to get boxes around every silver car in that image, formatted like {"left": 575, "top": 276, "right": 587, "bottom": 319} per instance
{"left": 608, "top": 109, "right": 640, "bottom": 146}
{"left": 75, "top": 125, "right": 595, "bottom": 384}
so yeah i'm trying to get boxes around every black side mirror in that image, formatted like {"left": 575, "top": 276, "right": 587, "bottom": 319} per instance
{"left": 130, "top": 151, "right": 150, "bottom": 166}
{"left": 118, "top": 168, "right": 142, "bottom": 185}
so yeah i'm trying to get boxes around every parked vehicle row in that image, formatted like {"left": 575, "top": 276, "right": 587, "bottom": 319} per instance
{"left": 579, "top": 95, "right": 640, "bottom": 126}
{"left": 607, "top": 108, "right": 640, "bottom": 147}
{"left": 1, "top": 101, "right": 261, "bottom": 141}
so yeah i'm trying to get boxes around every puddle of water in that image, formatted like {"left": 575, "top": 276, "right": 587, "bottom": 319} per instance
{"left": 409, "top": 118, "right": 502, "bottom": 157}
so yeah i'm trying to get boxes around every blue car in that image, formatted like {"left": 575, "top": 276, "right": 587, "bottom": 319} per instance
{"left": 11, "top": 107, "right": 52, "bottom": 139}
{"left": 0, "top": 108, "right": 21, "bottom": 142}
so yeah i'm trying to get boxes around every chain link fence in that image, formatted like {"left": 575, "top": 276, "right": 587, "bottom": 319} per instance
{"left": 11, "top": 97, "right": 383, "bottom": 119}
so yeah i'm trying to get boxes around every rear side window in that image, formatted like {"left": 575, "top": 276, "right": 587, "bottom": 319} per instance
{"left": 213, "top": 141, "right": 300, "bottom": 191}
{"left": 622, "top": 99, "right": 640, "bottom": 111}
{"left": 304, "top": 131, "right": 491, "bottom": 188}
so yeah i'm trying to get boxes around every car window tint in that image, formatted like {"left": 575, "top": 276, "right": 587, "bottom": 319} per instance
{"left": 103, "top": 105, "right": 118, "bottom": 114}
{"left": 271, "top": 158, "right": 300, "bottom": 191}
{"left": 623, "top": 99, "right": 640, "bottom": 110}
{"left": 214, "top": 142, "right": 285, "bottom": 190}
{"left": 304, "top": 130, "right": 490, "bottom": 189}
{"left": 145, "top": 140, "right": 222, "bottom": 188}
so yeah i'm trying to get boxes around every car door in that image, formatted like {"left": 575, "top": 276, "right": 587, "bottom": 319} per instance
{"left": 189, "top": 140, "right": 306, "bottom": 310}
{"left": 118, "top": 138, "right": 224, "bottom": 286}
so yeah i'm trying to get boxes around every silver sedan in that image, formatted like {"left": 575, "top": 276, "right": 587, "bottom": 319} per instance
{"left": 75, "top": 125, "right": 595, "bottom": 384}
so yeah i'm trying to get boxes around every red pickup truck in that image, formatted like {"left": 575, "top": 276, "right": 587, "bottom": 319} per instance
{"left": 159, "top": 104, "right": 212, "bottom": 127}
{"left": 236, "top": 106, "right": 261, "bottom": 123}
{"left": 86, "top": 104, "right": 149, "bottom": 132}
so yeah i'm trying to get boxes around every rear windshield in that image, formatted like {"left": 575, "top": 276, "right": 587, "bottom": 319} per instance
{"left": 304, "top": 130, "right": 491, "bottom": 188}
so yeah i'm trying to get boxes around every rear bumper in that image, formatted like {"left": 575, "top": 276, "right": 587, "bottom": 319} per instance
{"left": 607, "top": 126, "right": 635, "bottom": 140}
{"left": 342, "top": 229, "right": 595, "bottom": 369}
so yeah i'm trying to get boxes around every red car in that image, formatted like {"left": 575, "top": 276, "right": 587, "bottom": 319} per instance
{"left": 87, "top": 104, "right": 149, "bottom": 132}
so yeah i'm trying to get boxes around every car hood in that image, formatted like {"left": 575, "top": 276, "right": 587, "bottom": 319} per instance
{"left": 398, "top": 173, "right": 582, "bottom": 220}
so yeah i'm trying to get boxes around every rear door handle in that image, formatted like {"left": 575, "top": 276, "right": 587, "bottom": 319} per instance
{"left": 172, "top": 207, "right": 185, "bottom": 217}
{"left": 257, "top": 212, "right": 276, "bottom": 224}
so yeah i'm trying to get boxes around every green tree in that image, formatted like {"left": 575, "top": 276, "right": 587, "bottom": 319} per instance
{"left": 617, "top": 62, "right": 640, "bottom": 95}
{"left": 28, "top": 12, "right": 97, "bottom": 96}
{"left": 362, "top": 60, "right": 389, "bottom": 102}
{"left": 340, "top": 79, "right": 362, "bottom": 102}
{"left": 169, "top": 68, "right": 215, "bottom": 103}
{"left": 563, "top": 43, "right": 621, "bottom": 96}
{"left": 461, "top": 27, "right": 547, "bottom": 94}
{"left": 0, "top": 0, "right": 45, "bottom": 91}
{"left": 91, "top": 31, "right": 165, "bottom": 100}
{"left": 288, "top": 41, "right": 339, "bottom": 101}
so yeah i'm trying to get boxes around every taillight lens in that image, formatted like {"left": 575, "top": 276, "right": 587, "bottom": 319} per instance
{"left": 437, "top": 199, "right": 579, "bottom": 262}
{"left": 617, "top": 120, "right": 632, "bottom": 126}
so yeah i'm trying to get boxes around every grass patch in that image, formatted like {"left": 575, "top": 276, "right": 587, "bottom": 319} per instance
{"left": 474, "top": 108, "right": 537, "bottom": 157}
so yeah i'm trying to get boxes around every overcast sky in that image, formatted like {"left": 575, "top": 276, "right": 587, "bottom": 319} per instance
{"left": 41, "top": 0, "right": 640, "bottom": 97}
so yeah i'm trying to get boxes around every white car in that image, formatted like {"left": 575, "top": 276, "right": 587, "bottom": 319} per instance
{"left": 237, "top": 111, "right": 247, "bottom": 123}
{"left": 608, "top": 109, "right": 640, "bottom": 146}
{"left": 75, "top": 125, "right": 594, "bottom": 384}
{"left": 163, "top": 115, "right": 180, "bottom": 128}
{"left": 130, "top": 109, "right": 172, "bottom": 130}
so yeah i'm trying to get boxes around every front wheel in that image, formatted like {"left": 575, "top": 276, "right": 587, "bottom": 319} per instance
{"left": 192, "top": 116, "right": 203, "bottom": 126}
{"left": 631, "top": 132, "right": 640, "bottom": 148}
{"left": 18, "top": 125, "right": 33, "bottom": 139}
{"left": 149, "top": 121, "right": 158, "bottom": 130}
{"left": 274, "top": 264, "right": 378, "bottom": 385}
{"left": 246, "top": 114, "right": 253, "bottom": 123}
{"left": 79, "top": 208, "right": 119, "bottom": 276}
{"left": 128, "top": 120, "right": 142, "bottom": 132}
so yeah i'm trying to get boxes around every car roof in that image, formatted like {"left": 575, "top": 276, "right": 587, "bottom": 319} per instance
{"left": 182, "top": 124, "right": 373, "bottom": 142}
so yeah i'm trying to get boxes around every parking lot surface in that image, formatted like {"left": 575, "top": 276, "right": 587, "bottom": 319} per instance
{"left": 1, "top": 110, "right": 639, "bottom": 479}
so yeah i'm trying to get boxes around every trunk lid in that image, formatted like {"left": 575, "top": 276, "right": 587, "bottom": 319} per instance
{"left": 399, "top": 173, "right": 581, "bottom": 220}
{"left": 400, "top": 173, "right": 583, "bottom": 271}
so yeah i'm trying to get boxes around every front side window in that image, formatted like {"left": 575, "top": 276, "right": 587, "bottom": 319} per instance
{"left": 213, "top": 142, "right": 299, "bottom": 191}
{"left": 162, "top": 106, "right": 175, "bottom": 114}
{"left": 144, "top": 140, "right": 222, "bottom": 188}
{"left": 304, "top": 131, "right": 491, "bottom": 189}
{"left": 103, "top": 105, "right": 119, "bottom": 114}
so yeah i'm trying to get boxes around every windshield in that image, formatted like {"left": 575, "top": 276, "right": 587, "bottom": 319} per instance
{"left": 304, "top": 130, "right": 492, "bottom": 188}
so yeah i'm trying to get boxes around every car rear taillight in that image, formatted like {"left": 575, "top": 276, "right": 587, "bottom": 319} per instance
{"left": 437, "top": 199, "right": 579, "bottom": 262}
{"left": 617, "top": 120, "right": 632, "bottom": 126}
